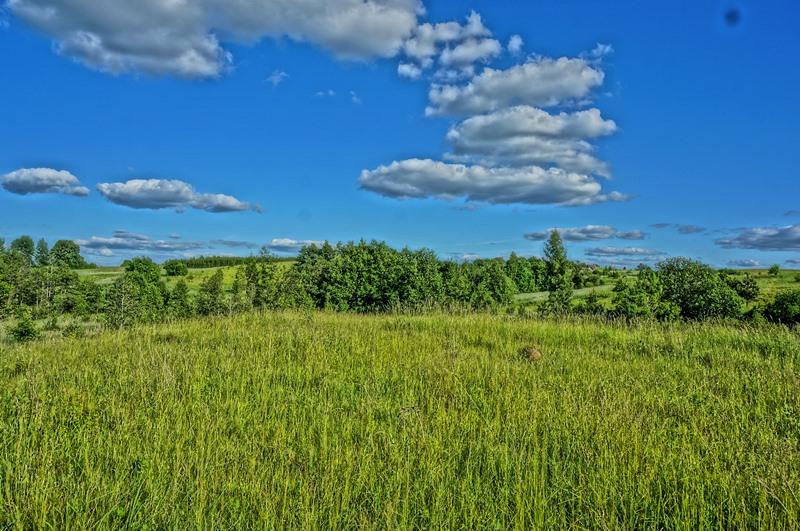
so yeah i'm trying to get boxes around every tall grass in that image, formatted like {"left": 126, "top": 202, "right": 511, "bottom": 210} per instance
{"left": 1, "top": 312, "right": 798, "bottom": 528}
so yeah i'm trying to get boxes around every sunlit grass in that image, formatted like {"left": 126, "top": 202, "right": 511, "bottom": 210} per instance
{"left": 1, "top": 311, "right": 798, "bottom": 528}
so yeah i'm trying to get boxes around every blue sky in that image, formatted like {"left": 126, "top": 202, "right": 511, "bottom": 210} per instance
{"left": 1, "top": 0, "right": 799, "bottom": 267}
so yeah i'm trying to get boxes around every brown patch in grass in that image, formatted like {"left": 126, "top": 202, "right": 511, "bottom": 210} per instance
{"left": 520, "top": 345, "right": 543, "bottom": 362}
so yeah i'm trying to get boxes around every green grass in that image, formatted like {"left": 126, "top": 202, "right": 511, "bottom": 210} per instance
{"left": 1, "top": 311, "right": 799, "bottom": 528}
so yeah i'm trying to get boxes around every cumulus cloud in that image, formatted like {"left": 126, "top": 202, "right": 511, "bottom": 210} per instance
{"left": 398, "top": 62, "right": 423, "bottom": 79}
{"left": 402, "top": 11, "right": 489, "bottom": 64}
{"left": 507, "top": 34, "right": 523, "bottom": 55}
{"left": 785, "top": 210, "right": 800, "bottom": 217}
{"left": 426, "top": 57, "right": 604, "bottom": 116}
{"left": 266, "top": 238, "right": 325, "bottom": 253}
{"left": 524, "top": 225, "right": 645, "bottom": 242}
{"left": 445, "top": 106, "right": 616, "bottom": 174}
{"left": 76, "top": 230, "right": 205, "bottom": 256}
{"left": 715, "top": 225, "right": 800, "bottom": 251}
{"left": 1, "top": 167, "right": 89, "bottom": 196}
{"left": 439, "top": 38, "right": 501, "bottom": 67}
{"left": 9, "top": 0, "right": 421, "bottom": 77}
{"left": 359, "top": 158, "right": 628, "bottom": 206}
{"left": 728, "top": 259, "right": 762, "bottom": 268}
{"left": 96, "top": 179, "right": 261, "bottom": 213}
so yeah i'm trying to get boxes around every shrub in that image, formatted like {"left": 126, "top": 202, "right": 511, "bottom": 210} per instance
{"left": 62, "top": 322, "right": 85, "bottom": 338}
{"left": 768, "top": 264, "right": 780, "bottom": 277}
{"left": 163, "top": 260, "right": 189, "bottom": 277}
{"left": 762, "top": 290, "right": 800, "bottom": 325}
{"left": 725, "top": 274, "right": 760, "bottom": 301}
{"left": 9, "top": 312, "right": 41, "bottom": 342}
{"left": 657, "top": 258, "right": 743, "bottom": 320}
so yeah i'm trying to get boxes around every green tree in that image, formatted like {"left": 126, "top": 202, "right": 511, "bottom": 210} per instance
{"left": 543, "top": 231, "right": 573, "bottom": 313}
{"left": 104, "top": 274, "right": 141, "bottom": 329}
{"left": 167, "top": 280, "right": 193, "bottom": 318}
{"left": 35, "top": 239, "right": 50, "bottom": 266}
{"left": 50, "top": 240, "right": 86, "bottom": 268}
{"left": 657, "top": 258, "right": 743, "bottom": 320}
{"left": 506, "top": 252, "right": 535, "bottom": 293}
{"left": 163, "top": 259, "right": 189, "bottom": 276}
{"left": 768, "top": 264, "right": 780, "bottom": 277}
{"left": 197, "top": 270, "right": 225, "bottom": 316}
{"left": 10, "top": 236, "right": 35, "bottom": 265}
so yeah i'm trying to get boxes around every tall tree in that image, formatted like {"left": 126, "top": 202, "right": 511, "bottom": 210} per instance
{"left": 543, "top": 230, "right": 573, "bottom": 313}
{"left": 35, "top": 239, "right": 50, "bottom": 266}
{"left": 50, "top": 240, "right": 85, "bottom": 268}
{"left": 10, "top": 236, "right": 35, "bottom": 265}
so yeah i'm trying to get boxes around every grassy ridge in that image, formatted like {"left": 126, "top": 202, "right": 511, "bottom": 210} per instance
{"left": 1, "top": 312, "right": 799, "bottom": 528}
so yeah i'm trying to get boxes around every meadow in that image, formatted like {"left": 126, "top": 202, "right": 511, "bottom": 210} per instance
{"left": 1, "top": 311, "right": 798, "bottom": 528}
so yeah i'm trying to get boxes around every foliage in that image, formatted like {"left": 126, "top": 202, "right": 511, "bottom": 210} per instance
{"left": 197, "top": 270, "right": 225, "bottom": 316}
{"left": 8, "top": 310, "right": 40, "bottom": 342}
{"left": 163, "top": 259, "right": 189, "bottom": 277}
{"left": 543, "top": 231, "right": 573, "bottom": 313}
{"left": 657, "top": 258, "right": 743, "bottom": 320}
{"left": 763, "top": 289, "right": 800, "bottom": 325}
{"left": 50, "top": 240, "right": 92, "bottom": 269}
{"left": 35, "top": 239, "right": 50, "bottom": 266}
{"left": 768, "top": 264, "right": 781, "bottom": 276}
{"left": 10, "top": 236, "right": 35, "bottom": 265}
{"left": 724, "top": 273, "right": 761, "bottom": 301}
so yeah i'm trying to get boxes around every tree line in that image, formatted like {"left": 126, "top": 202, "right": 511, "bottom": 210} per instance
{"left": 1, "top": 232, "right": 799, "bottom": 341}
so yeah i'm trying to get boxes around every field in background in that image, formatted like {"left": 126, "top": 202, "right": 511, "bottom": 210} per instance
{"left": 1, "top": 311, "right": 798, "bottom": 528}
{"left": 77, "top": 262, "right": 295, "bottom": 292}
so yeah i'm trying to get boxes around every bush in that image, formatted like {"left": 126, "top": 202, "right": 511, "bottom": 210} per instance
{"left": 9, "top": 312, "right": 41, "bottom": 342}
{"left": 61, "top": 322, "right": 85, "bottom": 338}
{"left": 725, "top": 274, "right": 760, "bottom": 301}
{"left": 657, "top": 258, "right": 743, "bottom": 320}
{"left": 763, "top": 290, "right": 800, "bottom": 325}
{"left": 163, "top": 260, "right": 189, "bottom": 277}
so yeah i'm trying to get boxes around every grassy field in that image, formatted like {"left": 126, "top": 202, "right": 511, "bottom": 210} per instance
{"left": 1, "top": 311, "right": 798, "bottom": 528}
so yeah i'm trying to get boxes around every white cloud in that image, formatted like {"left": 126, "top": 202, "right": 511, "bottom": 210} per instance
{"left": 9, "top": 0, "right": 421, "bottom": 77}
{"left": 439, "top": 38, "right": 501, "bottom": 67}
{"left": 507, "top": 34, "right": 523, "bottom": 55}
{"left": 350, "top": 90, "right": 362, "bottom": 104}
{"left": 402, "top": 10, "right": 489, "bottom": 64}
{"left": 445, "top": 106, "right": 617, "bottom": 174}
{"left": 96, "top": 179, "right": 261, "bottom": 213}
{"left": 398, "top": 62, "right": 423, "bottom": 79}
{"left": 525, "top": 225, "right": 646, "bottom": 242}
{"left": 1, "top": 167, "right": 89, "bottom": 196}
{"left": 315, "top": 89, "right": 336, "bottom": 97}
{"left": 584, "top": 43, "right": 614, "bottom": 60}
{"left": 426, "top": 57, "right": 604, "bottom": 115}
{"left": 359, "top": 158, "right": 627, "bottom": 206}
{"left": 77, "top": 230, "right": 205, "bottom": 254}
{"left": 716, "top": 225, "right": 800, "bottom": 251}
{"left": 266, "top": 70, "right": 288, "bottom": 86}
{"left": 266, "top": 238, "right": 325, "bottom": 253}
